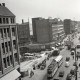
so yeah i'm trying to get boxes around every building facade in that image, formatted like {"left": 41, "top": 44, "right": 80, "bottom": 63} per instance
{"left": 17, "top": 22, "right": 30, "bottom": 46}
{"left": 52, "top": 23, "right": 65, "bottom": 43}
{"left": 32, "top": 17, "right": 43, "bottom": 42}
{"left": 32, "top": 17, "right": 65, "bottom": 44}
{"left": 35, "top": 18, "right": 52, "bottom": 43}
{"left": 63, "top": 19, "right": 77, "bottom": 35}
{"left": 0, "top": 3, "right": 21, "bottom": 80}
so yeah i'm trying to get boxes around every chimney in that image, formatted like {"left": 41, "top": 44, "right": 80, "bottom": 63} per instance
{"left": 0, "top": 4, "right": 1, "bottom": 6}
{"left": 22, "top": 19, "right": 24, "bottom": 24}
{"left": 2, "top": 3, "right": 5, "bottom": 7}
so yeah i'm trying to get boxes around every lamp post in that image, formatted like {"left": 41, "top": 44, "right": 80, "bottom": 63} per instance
{"left": 75, "top": 47, "right": 77, "bottom": 80}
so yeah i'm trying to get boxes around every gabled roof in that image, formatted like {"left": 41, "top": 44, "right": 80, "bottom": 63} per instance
{"left": 0, "top": 6, "right": 15, "bottom": 17}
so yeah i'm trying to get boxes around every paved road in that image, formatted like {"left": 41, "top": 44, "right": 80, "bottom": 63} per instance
{"left": 43, "top": 33, "right": 80, "bottom": 80}
{"left": 21, "top": 33, "right": 80, "bottom": 80}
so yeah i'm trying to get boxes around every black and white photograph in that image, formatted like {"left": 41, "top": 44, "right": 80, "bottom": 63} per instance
{"left": 0, "top": 0, "right": 80, "bottom": 80}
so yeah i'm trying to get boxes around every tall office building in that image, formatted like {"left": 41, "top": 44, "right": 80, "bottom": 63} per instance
{"left": 32, "top": 18, "right": 52, "bottom": 43}
{"left": 32, "top": 17, "right": 43, "bottom": 42}
{"left": 64, "top": 19, "right": 72, "bottom": 35}
{"left": 0, "top": 3, "right": 21, "bottom": 80}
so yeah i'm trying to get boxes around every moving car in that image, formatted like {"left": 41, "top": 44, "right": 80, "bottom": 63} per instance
{"left": 71, "top": 50, "right": 75, "bottom": 55}
{"left": 65, "top": 62, "right": 70, "bottom": 67}
{"left": 66, "top": 57, "right": 70, "bottom": 61}
{"left": 70, "top": 68, "right": 75, "bottom": 75}
{"left": 59, "top": 71, "right": 64, "bottom": 77}
{"left": 73, "top": 62, "right": 77, "bottom": 66}
{"left": 66, "top": 73, "right": 72, "bottom": 80}
{"left": 76, "top": 44, "right": 80, "bottom": 48}
{"left": 71, "top": 46, "right": 75, "bottom": 51}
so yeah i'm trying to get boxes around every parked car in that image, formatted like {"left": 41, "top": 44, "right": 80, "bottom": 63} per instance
{"left": 66, "top": 57, "right": 70, "bottom": 61}
{"left": 66, "top": 73, "right": 72, "bottom": 80}
{"left": 73, "top": 62, "right": 77, "bottom": 66}
{"left": 59, "top": 71, "right": 64, "bottom": 77}
{"left": 70, "top": 68, "right": 75, "bottom": 75}
{"left": 71, "top": 46, "right": 75, "bottom": 51}
{"left": 65, "top": 62, "right": 70, "bottom": 67}
{"left": 71, "top": 50, "right": 75, "bottom": 55}
{"left": 76, "top": 44, "right": 80, "bottom": 48}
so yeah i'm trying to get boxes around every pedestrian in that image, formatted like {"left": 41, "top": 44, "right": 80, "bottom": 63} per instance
{"left": 76, "top": 55, "right": 78, "bottom": 60}
{"left": 73, "top": 55, "right": 74, "bottom": 59}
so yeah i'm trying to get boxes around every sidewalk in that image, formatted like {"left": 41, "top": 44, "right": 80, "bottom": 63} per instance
{"left": 21, "top": 57, "right": 54, "bottom": 80}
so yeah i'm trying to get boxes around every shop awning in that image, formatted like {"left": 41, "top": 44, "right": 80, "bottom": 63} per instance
{"left": 0, "top": 69, "right": 21, "bottom": 80}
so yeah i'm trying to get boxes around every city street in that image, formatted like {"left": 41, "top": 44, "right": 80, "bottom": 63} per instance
{"left": 21, "top": 33, "right": 80, "bottom": 80}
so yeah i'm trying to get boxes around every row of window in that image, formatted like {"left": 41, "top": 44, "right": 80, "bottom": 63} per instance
{"left": 0, "top": 17, "right": 15, "bottom": 24}
{"left": 2, "top": 40, "right": 16, "bottom": 54}
{"left": 0, "top": 27, "right": 16, "bottom": 38}
{"left": 3, "top": 53, "right": 18, "bottom": 69}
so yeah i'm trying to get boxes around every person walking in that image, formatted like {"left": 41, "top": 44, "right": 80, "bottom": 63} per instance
{"left": 76, "top": 54, "right": 78, "bottom": 61}
{"left": 73, "top": 55, "right": 74, "bottom": 59}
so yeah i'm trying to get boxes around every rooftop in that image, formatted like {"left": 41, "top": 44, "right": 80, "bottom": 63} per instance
{"left": 0, "top": 3, "right": 15, "bottom": 17}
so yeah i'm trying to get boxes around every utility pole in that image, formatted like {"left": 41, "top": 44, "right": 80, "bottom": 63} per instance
{"left": 75, "top": 47, "right": 77, "bottom": 80}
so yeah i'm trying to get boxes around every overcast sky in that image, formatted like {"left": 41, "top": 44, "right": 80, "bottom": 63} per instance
{"left": 1, "top": 0, "right": 80, "bottom": 23}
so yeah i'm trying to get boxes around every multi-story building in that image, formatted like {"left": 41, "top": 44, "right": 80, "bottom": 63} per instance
{"left": 32, "top": 17, "right": 44, "bottom": 42}
{"left": 17, "top": 20, "right": 30, "bottom": 46}
{"left": 0, "top": 3, "right": 21, "bottom": 80}
{"left": 35, "top": 18, "right": 52, "bottom": 43}
{"left": 32, "top": 17, "right": 65, "bottom": 44}
{"left": 64, "top": 19, "right": 77, "bottom": 35}
{"left": 52, "top": 22, "right": 65, "bottom": 43}
{"left": 64, "top": 19, "right": 71, "bottom": 35}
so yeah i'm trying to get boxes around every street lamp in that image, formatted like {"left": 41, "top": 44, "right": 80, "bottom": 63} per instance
{"left": 75, "top": 47, "right": 77, "bottom": 80}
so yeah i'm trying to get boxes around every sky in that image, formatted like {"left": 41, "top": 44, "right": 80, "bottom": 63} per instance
{"left": 0, "top": 0, "right": 80, "bottom": 23}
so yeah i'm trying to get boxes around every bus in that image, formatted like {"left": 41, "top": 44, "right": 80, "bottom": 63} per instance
{"left": 55, "top": 55, "right": 63, "bottom": 68}
{"left": 47, "top": 59, "right": 58, "bottom": 79}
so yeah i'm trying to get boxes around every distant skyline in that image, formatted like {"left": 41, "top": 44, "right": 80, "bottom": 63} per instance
{"left": 0, "top": 0, "right": 80, "bottom": 23}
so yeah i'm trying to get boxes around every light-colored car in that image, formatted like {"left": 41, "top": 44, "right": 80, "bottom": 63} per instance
{"left": 65, "top": 62, "right": 70, "bottom": 67}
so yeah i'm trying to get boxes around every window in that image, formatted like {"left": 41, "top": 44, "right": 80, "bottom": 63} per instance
{"left": 0, "top": 29, "right": 3, "bottom": 38}
{"left": 7, "top": 28, "right": 10, "bottom": 37}
{"left": 10, "top": 55, "right": 12, "bottom": 64}
{"left": 11, "top": 18, "right": 13, "bottom": 23}
{"left": 3, "top": 58, "right": 7, "bottom": 68}
{"left": 12, "top": 28, "right": 15, "bottom": 36}
{"left": 8, "top": 42, "right": 11, "bottom": 51}
{"left": 11, "top": 18, "right": 15, "bottom": 23}
{"left": 7, "top": 57, "right": 10, "bottom": 66}
{"left": 14, "top": 53, "right": 18, "bottom": 62}
{"left": 4, "top": 28, "right": 6, "bottom": 37}
{"left": 0, "top": 18, "right": 2, "bottom": 24}
{"left": 6, "top": 18, "right": 9, "bottom": 24}
{"left": 3, "top": 18, "right": 6, "bottom": 24}
{"left": 2, "top": 43, "right": 5, "bottom": 54}
{"left": 13, "top": 40, "right": 16, "bottom": 50}
{"left": 5, "top": 42, "right": 8, "bottom": 53}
